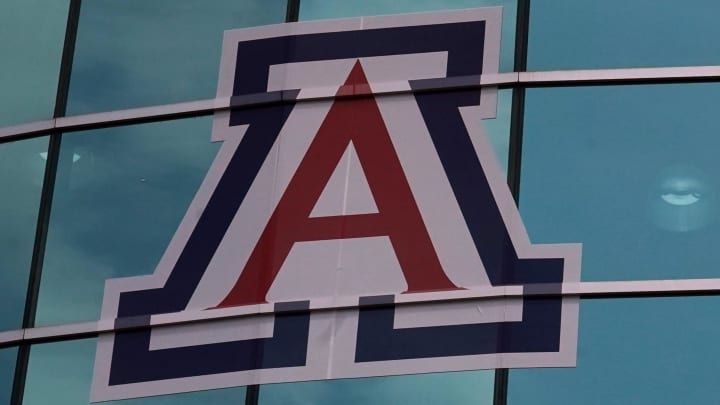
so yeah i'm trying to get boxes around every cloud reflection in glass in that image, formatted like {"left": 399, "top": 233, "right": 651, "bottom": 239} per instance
{"left": 648, "top": 165, "right": 715, "bottom": 232}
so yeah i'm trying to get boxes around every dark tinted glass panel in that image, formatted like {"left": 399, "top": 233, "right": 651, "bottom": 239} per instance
{"left": 36, "top": 118, "right": 218, "bottom": 325}
{"left": 67, "top": 0, "right": 286, "bottom": 114}
{"left": 520, "top": 84, "right": 720, "bottom": 281}
{"left": 0, "top": 347, "right": 16, "bottom": 405}
{"left": 259, "top": 371, "right": 493, "bottom": 405}
{"left": 22, "top": 338, "right": 245, "bottom": 404}
{"left": 300, "top": 0, "right": 516, "bottom": 72}
{"left": 0, "top": 137, "right": 48, "bottom": 331}
{"left": 529, "top": 0, "right": 720, "bottom": 70}
{"left": 0, "top": 0, "right": 68, "bottom": 126}
{"left": 508, "top": 297, "right": 720, "bottom": 404}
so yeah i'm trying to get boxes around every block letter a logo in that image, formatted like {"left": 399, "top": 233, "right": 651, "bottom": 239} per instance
{"left": 92, "top": 9, "right": 580, "bottom": 402}
{"left": 217, "top": 61, "right": 460, "bottom": 307}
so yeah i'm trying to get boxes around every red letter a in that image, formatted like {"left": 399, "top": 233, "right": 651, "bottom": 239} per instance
{"left": 216, "top": 61, "right": 459, "bottom": 308}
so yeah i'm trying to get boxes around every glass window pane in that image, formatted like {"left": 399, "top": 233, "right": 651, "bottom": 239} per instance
{"left": 67, "top": 0, "right": 287, "bottom": 115}
{"left": 0, "top": 137, "right": 48, "bottom": 331}
{"left": 259, "top": 371, "right": 493, "bottom": 405}
{"left": 300, "top": 0, "right": 517, "bottom": 73}
{"left": 508, "top": 297, "right": 720, "bottom": 404}
{"left": 0, "top": 347, "right": 17, "bottom": 405}
{"left": 36, "top": 118, "right": 219, "bottom": 326}
{"left": 520, "top": 84, "right": 720, "bottom": 281}
{"left": 529, "top": 0, "right": 720, "bottom": 70}
{"left": 0, "top": 0, "right": 68, "bottom": 127}
{"left": 487, "top": 89, "right": 511, "bottom": 173}
{"left": 22, "top": 338, "right": 245, "bottom": 404}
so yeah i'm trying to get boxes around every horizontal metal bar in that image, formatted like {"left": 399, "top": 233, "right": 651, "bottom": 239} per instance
{"left": 0, "top": 331, "right": 24, "bottom": 347}
{"left": 482, "top": 72, "right": 519, "bottom": 86}
{"left": 55, "top": 98, "right": 223, "bottom": 131}
{"left": 0, "top": 120, "right": 55, "bottom": 141}
{"left": 23, "top": 321, "right": 100, "bottom": 341}
{"left": 571, "top": 278, "right": 720, "bottom": 297}
{"left": 3, "top": 65, "right": 720, "bottom": 142}
{"left": 520, "top": 65, "right": 720, "bottom": 85}
{"left": 2, "top": 278, "right": 720, "bottom": 347}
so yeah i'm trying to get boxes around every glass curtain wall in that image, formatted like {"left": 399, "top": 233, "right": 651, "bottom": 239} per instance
{"left": 1, "top": 1, "right": 720, "bottom": 405}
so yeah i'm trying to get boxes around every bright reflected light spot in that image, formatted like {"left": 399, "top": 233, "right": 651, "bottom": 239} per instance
{"left": 660, "top": 192, "right": 701, "bottom": 206}
{"left": 648, "top": 165, "right": 715, "bottom": 232}
{"left": 38, "top": 152, "right": 81, "bottom": 162}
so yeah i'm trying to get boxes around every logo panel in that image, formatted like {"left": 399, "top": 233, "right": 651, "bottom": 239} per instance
{"left": 91, "top": 8, "right": 581, "bottom": 402}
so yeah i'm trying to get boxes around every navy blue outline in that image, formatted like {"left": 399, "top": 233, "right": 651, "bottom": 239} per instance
{"left": 107, "top": 20, "right": 567, "bottom": 386}
{"left": 110, "top": 302, "right": 310, "bottom": 385}
{"left": 351, "top": 89, "right": 564, "bottom": 361}
{"left": 356, "top": 297, "right": 561, "bottom": 362}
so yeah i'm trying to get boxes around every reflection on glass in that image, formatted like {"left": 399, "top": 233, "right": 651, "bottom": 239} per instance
{"left": 520, "top": 84, "right": 720, "bottom": 281}
{"left": 508, "top": 297, "right": 720, "bottom": 405}
{"left": 0, "top": 347, "right": 17, "bottom": 405}
{"left": 529, "top": 0, "right": 720, "bottom": 70}
{"left": 259, "top": 371, "right": 494, "bottom": 405}
{"left": 36, "top": 118, "right": 219, "bottom": 326}
{"left": 0, "top": 137, "right": 48, "bottom": 331}
{"left": 648, "top": 165, "right": 715, "bottom": 232}
{"left": 0, "top": 0, "right": 68, "bottom": 127}
{"left": 486, "top": 89, "right": 511, "bottom": 174}
{"left": 23, "top": 338, "right": 245, "bottom": 405}
{"left": 299, "top": 0, "right": 516, "bottom": 72}
{"left": 67, "top": 0, "right": 286, "bottom": 114}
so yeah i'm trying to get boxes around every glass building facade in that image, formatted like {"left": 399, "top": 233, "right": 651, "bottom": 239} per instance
{"left": 2, "top": 0, "right": 720, "bottom": 404}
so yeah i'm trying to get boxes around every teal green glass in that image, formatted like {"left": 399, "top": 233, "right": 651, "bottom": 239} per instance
{"left": 520, "top": 84, "right": 720, "bottom": 281}
{"left": 0, "top": 347, "right": 17, "bottom": 405}
{"left": 300, "top": 0, "right": 516, "bottom": 73}
{"left": 66, "top": 0, "right": 286, "bottom": 114}
{"left": 0, "top": 0, "right": 68, "bottom": 127}
{"left": 36, "top": 118, "right": 219, "bottom": 326}
{"left": 529, "top": 0, "right": 720, "bottom": 70}
{"left": 22, "top": 339, "right": 245, "bottom": 404}
{"left": 259, "top": 371, "right": 494, "bottom": 405}
{"left": 0, "top": 137, "right": 48, "bottom": 331}
{"left": 508, "top": 297, "right": 720, "bottom": 404}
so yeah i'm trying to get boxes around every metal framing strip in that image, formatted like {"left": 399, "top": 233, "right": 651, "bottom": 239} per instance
{"left": 247, "top": 3, "right": 301, "bottom": 402}
{"left": 497, "top": 0, "right": 531, "bottom": 401}
{"left": 3, "top": 279, "right": 720, "bottom": 348}
{"left": 9, "top": 0, "right": 83, "bottom": 404}
{"left": 519, "top": 65, "right": 720, "bottom": 85}
{"left": 285, "top": 0, "right": 300, "bottom": 23}
{"left": 4, "top": 65, "right": 720, "bottom": 142}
